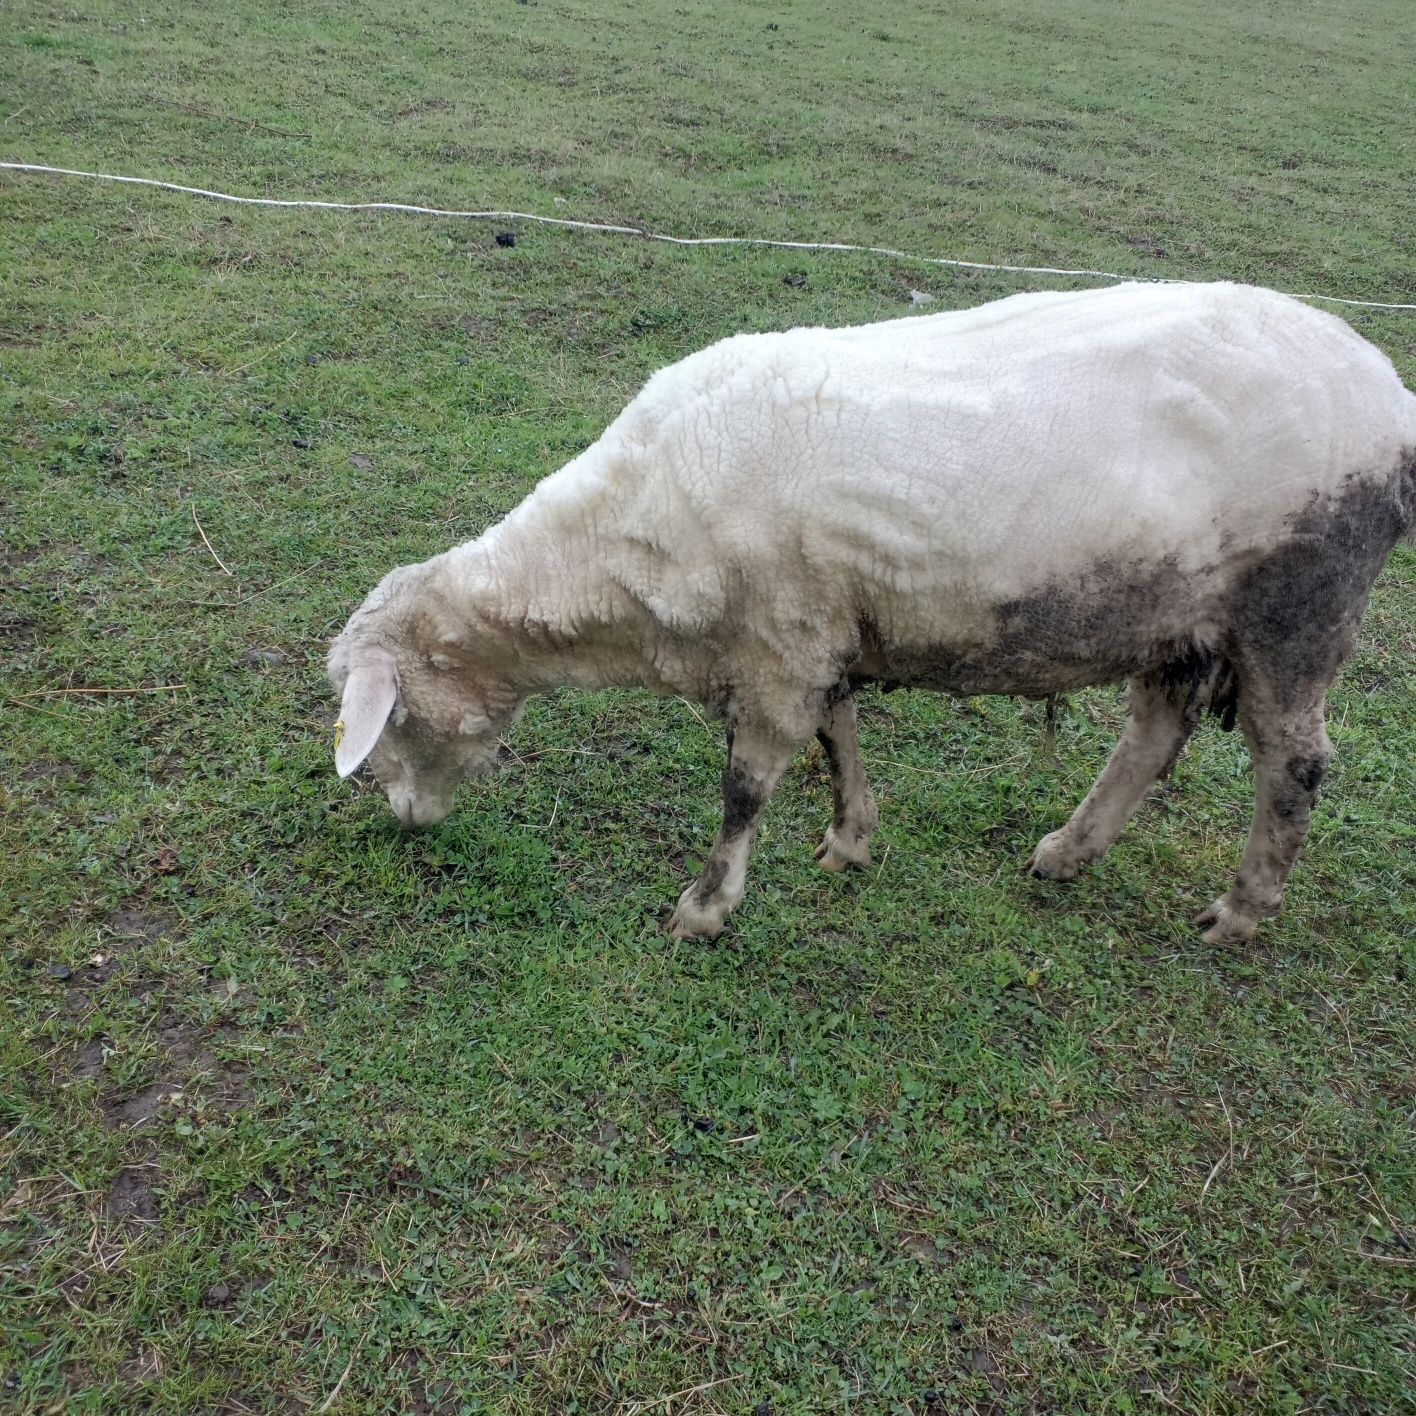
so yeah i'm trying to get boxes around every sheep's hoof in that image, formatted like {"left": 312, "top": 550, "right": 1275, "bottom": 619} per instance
{"left": 1025, "top": 830, "right": 1084, "bottom": 882}
{"left": 1194, "top": 896, "right": 1261, "bottom": 945}
{"left": 813, "top": 826, "right": 871, "bottom": 873}
{"left": 668, "top": 890, "right": 729, "bottom": 942}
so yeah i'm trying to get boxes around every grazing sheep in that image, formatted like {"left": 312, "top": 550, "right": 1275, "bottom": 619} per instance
{"left": 329, "top": 281, "right": 1416, "bottom": 943}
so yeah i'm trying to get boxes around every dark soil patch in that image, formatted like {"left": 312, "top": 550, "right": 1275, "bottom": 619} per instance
{"left": 984, "top": 808, "right": 1033, "bottom": 848}
{"left": 157, "top": 1018, "right": 207, "bottom": 1069}
{"left": 104, "top": 907, "right": 170, "bottom": 943}
{"left": 0, "top": 609, "right": 37, "bottom": 648}
{"left": 536, "top": 1321, "right": 569, "bottom": 1356}
{"left": 16, "top": 758, "right": 80, "bottom": 808}
{"left": 72, "top": 1037, "right": 107, "bottom": 1082}
{"left": 966, "top": 1345, "right": 1009, "bottom": 1398}
{"left": 97, "top": 1006, "right": 250, "bottom": 1126}
{"left": 588, "top": 1120, "right": 621, "bottom": 1148}
{"left": 899, "top": 1232, "right": 949, "bottom": 1266}
{"left": 67, "top": 908, "right": 173, "bottom": 988}
{"left": 104, "top": 1082, "right": 183, "bottom": 1130}
{"left": 0, "top": 544, "right": 44, "bottom": 571}
{"left": 19, "top": 759, "right": 76, "bottom": 783}
{"left": 1125, "top": 233, "right": 1169, "bottom": 258}
{"left": 105, "top": 1166, "right": 158, "bottom": 1224}
{"left": 153, "top": 752, "right": 184, "bottom": 781}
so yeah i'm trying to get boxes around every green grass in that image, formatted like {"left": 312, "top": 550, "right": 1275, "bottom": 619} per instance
{"left": 2, "top": 0, "right": 1415, "bottom": 1411}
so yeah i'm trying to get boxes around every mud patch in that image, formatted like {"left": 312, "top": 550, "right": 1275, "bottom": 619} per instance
{"left": 16, "top": 758, "right": 80, "bottom": 809}
{"left": 104, "top": 1082, "right": 184, "bottom": 1130}
{"left": 588, "top": 1120, "right": 621, "bottom": 1148}
{"left": 965, "top": 1346, "right": 1008, "bottom": 1398}
{"left": 721, "top": 758, "right": 766, "bottom": 838}
{"left": 395, "top": 1350, "right": 459, "bottom": 1416}
{"left": 536, "top": 1321, "right": 569, "bottom": 1357}
{"left": 1157, "top": 647, "right": 1239, "bottom": 731}
{"left": 105, "top": 907, "right": 170, "bottom": 943}
{"left": 72, "top": 1037, "right": 107, "bottom": 1082}
{"left": 847, "top": 554, "right": 1210, "bottom": 700}
{"left": 984, "top": 806, "right": 1032, "bottom": 849}
{"left": 105, "top": 1166, "right": 158, "bottom": 1224}
{"left": 156, "top": 1017, "right": 208, "bottom": 1069}
{"left": 899, "top": 1232, "right": 949, "bottom": 1266}
{"left": 1125, "top": 233, "right": 1168, "bottom": 258}
{"left": 65, "top": 907, "right": 173, "bottom": 988}
{"left": 202, "top": 1280, "right": 237, "bottom": 1310}
{"left": 152, "top": 752, "right": 184, "bottom": 781}
{"left": 0, "top": 544, "right": 43, "bottom": 570}
{"left": 0, "top": 607, "right": 37, "bottom": 649}
{"left": 97, "top": 1004, "right": 249, "bottom": 1127}
{"left": 1231, "top": 462, "right": 1415, "bottom": 706}
{"left": 20, "top": 759, "right": 76, "bottom": 784}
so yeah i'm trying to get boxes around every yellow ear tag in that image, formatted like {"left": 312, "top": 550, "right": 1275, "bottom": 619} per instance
{"left": 333, "top": 718, "right": 345, "bottom": 753}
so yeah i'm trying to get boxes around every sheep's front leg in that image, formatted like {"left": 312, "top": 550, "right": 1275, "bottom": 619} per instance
{"left": 670, "top": 724, "right": 797, "bottom": 941}
{"left": 813, "top": 690, "right": 878, "bottom": 872}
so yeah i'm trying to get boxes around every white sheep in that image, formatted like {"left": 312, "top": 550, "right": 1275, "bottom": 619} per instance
{"left": 329, "top": 281, "right": 1416, "bottom": 943}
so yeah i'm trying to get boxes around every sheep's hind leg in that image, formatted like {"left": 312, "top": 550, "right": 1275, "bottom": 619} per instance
{"left": 1026, "top": 673, "right": 1193, "bottom": 881}
{"left": 1195, "top": 682, "right": 1332, "bottom": 946}
{"left": 813, "top": 690, "right": 878, "bottom": 872}
{"left": 670, "top": 723, "right": 798, "bottom": 941}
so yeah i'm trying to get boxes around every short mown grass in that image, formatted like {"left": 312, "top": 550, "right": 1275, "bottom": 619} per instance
{"left": 2, "top": 1, "right": 1414, "bottom": 1411}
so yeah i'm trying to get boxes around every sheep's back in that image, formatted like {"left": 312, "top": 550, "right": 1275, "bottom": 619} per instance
{"left": 604, "top": 283, "right": 1412, "bottom": 648}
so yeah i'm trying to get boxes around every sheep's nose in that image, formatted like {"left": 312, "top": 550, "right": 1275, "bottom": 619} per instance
{"left": 389, "top": 789, "right": 451, "bottom": 829}
{"left": 388, "top": 789, "right": 420, "bottom": 828}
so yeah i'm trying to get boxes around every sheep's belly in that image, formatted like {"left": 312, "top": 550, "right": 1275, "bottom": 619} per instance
{"left": 856, "top": 638, "right": 1173, "bottom": 699}
{"left": 850, "top": 552, "right": 1225, "bottom": 699}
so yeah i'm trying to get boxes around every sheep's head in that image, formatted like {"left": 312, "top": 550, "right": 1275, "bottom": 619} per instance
{"left": 328, "top": 568, "right": 519, "bottom": 828}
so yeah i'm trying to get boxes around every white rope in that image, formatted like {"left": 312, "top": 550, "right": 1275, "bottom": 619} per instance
{"left": 5, "top": 160, "right": 1415, "bottom": 312}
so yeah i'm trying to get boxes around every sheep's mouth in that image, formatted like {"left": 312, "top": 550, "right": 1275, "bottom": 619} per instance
{"left": 388, "top": 787, "right": 456, "bottom": 829}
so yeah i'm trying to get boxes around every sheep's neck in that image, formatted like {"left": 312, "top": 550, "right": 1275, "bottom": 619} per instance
{"left": 446, "top": 520, "right": 687, "bottom": 698}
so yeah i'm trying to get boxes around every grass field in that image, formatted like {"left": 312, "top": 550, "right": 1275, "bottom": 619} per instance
{"left": 3, "top": 0, "right": 1416, "bottom": 1411}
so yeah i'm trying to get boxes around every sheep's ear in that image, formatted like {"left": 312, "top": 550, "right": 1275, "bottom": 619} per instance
{"left": 335, "top": 653, "right": 397, "bottom": 778}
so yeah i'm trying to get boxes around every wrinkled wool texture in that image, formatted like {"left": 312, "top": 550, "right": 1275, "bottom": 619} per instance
{"left": 339, "top": 284, "right": 1416, "bottom": 726}
{"left": 418, "top": 282, "right": 1413, "bottom": 721}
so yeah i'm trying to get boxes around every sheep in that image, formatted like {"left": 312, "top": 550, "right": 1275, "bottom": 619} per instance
{"left": 329, "top": 281, "right": 1416, "bottom": 944}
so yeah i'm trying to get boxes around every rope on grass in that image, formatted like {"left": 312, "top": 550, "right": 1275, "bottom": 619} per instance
{"left": 4, "top": 160, "right": 1416, "bottom": 312}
